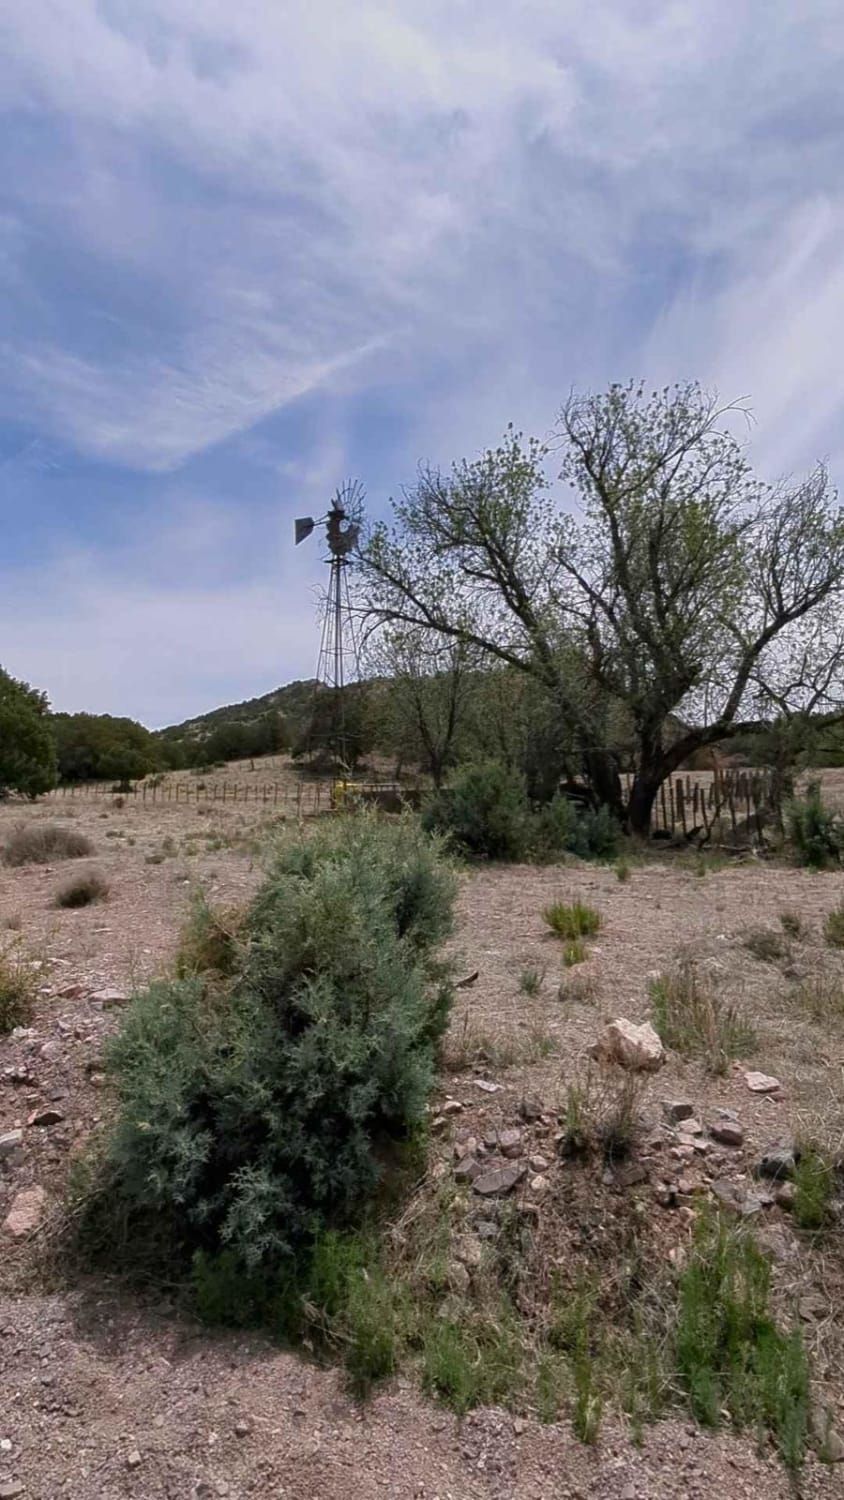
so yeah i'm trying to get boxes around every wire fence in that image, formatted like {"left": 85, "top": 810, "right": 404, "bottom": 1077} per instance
{"left": 44, "top": 778, "right": 416, "bottom": 816}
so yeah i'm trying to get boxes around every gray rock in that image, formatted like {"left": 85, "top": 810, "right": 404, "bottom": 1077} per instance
{"left": 473, "top": 1162, "right": 526, "bottom": 1197}
{"left": 0, "top": 1483, "right": 24, "bottom": 1499}
{"left": 126, "top": 1449, "right": 142, "bottom": 1468}
{"left": 757, "top": 1140, "right": 798, "bottom": 1181}
{"left": 662, "top": 1100, "right": 694, "bottom": 1124}
{"left": 93, "top": 987, "right": 129, "bottom": 1008}
{"left": 474, "top": 1078, "right": 502, "bottom": 1094}
{"left": 0, "top": 1129, "right": 24, "bottom": 1160}
{"left": 442, "top": 1098, "right": 464, "bottom": 1115}
{"left": 475, "top": 1219, "right": 498, "bottom": 1240}
{"left": 708, "top": 1118, "right": 744, "bottom": 1147}
{"left": 613, "top": 1160, "right": 649, "bottom": 1188}
{"left": 711, "top": 1179, "right": 764, "bottom": 1216}
{"left": 519, "top": 1093, "right": 543, "bottom": 1122}
{"left": 498, "top": 1128, "right": 523, "bottom": 1159}
{"left": 776, "top": 1181, "right": 796, "bottom": 1210}
{"left": 454, "top": 1157, "right": 482, "bottom": 1184}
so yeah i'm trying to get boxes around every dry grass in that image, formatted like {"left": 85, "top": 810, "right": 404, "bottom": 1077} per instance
{"left": 650, "top": 959, "right": 755, "bottom": 1074}
{"left": 791, "top": 974, "right": 844, "bottom": 1024}
{"left": 743, "top": 926, "right": 788, "bottom": 963}
{"left": 2, "top": 821, "right": 94, "bottom": 867}
{"left": 823, "top": 902, "right": 844, "bottom": 949}
{"left": 0, "top": 938, "right": 37, "bottom": 1032}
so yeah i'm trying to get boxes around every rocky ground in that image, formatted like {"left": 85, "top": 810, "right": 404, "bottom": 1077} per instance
{"left": 2, "top": 786, "right": 844, "bottom": 1498}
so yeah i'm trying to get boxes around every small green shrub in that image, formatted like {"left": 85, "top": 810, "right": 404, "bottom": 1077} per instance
{"left": 615, "top": 858, "right": 631, "bottom": 883}
{"left": 562, "top": 938, "right": 586, "bottom": 966}
{"left": 54, "top": 870, "right": 109, "bottom": 908}
{"left": 531, "top": 798, "right": 620, "bottom": 862}
{"left": 81, "top": 816, "right": 457, "bottom": 1279}
{"left": 676, "top": 1209, "right": 810, "bottom": 1471}
{"left": 2, "top": 821, "right": 93, "bottom": 867}
{"left": 543, "top": 900, "right": 601, "bottom": 941}
{"left": 787, "top": 782, "right": 841, "bottom": 869}
{"left": 518, "top": 965, "right": 544, "bottom": 996}
{"left": 422, "top": 761, "right": 528, "bottom": 861}
{"left": 650, "top": 961, "right": 754, "bottom": 1074}
{"left": 823, "top": 902, "right": 844, "bottom": 949}
{"left": 792, "top": 1147, "right": 835, "bottom": 1231}
{"left": 743, "top": 927, "right": 787, "bottom": 963}
{"left": 0, "top": 940, "right": 36, "bottom": 1033}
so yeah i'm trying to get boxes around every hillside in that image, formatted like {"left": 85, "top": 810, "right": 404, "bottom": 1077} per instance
{"left": 157, "top": 679, "right": 320, "bottom": 742}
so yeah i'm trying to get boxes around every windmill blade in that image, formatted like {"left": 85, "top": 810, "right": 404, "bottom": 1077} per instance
{"left": 294, "top": 516, "right": 315, "bottom": 545}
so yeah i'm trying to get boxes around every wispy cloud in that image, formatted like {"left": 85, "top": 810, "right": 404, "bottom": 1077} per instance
{"left": 2, "top": 2, "right": 844, "bottom": 716}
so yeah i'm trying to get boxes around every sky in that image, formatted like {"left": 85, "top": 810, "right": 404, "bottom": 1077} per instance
{"left": 2, "top": 1, "right": 844, "bottom": 727}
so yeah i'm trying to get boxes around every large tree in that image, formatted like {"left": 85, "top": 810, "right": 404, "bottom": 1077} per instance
{"left": 365, "top": 628, "right": 478, "bottom": 786}
{"left": 359, "top": 382, "right": 844, "bottom": 834}
{"left": 0, "top": 666, "right": 57, "bottom": 798}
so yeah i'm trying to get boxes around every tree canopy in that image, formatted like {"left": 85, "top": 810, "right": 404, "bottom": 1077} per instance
{"left": 51, "top": 712, "right": 161, "bottom": 784}
{"left": 0, "top": 666, "right": 58, "bottom": 798}
{"left": 359, "top": 382, "right": 844, "bottom": 832}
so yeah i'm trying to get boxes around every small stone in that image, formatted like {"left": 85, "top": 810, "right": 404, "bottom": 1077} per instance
{"left": 430, "top": 1115, "right": 448, "bottom": 1133}
{"left": 678, "top": 1118, "right": 703, "bottom": 1137}
{"left": 776, "top": 1181, "right": 796, "bottom": 1210}
{"left": 2, "top": 1185, "right": 47, "bottom": 1238}
{"left": 757, "top": 1141, "right": 798, "bottom": 1182}
{"left": 529, "top": 1174, "right": 550, "bottom": 1197}
{"left": 655, "top": 1182, "right": 678, "bottom": 1208}
{"left": 454, "top": 1137, "right": 479, "bottom": 1161}
{"left": 442, "top": 1099, "right": 464, "bottom": 1116}
{"left": 0, "top": 1129, "right": 24, "bottom": 1160}
{"left": 812, "top": 1406, "right": 844, "bottom": 1462}
{"left": 234, "top": 1419, "right": 251, "bottom": 1437}
{"left": 519, "top": 1094, "right": 543, "bottom": 1123}
{"left": 57, "top": 981, "right": 85, "bottom": 998}
{"left": 798, "top": 1292, "right": 828, "bottom": 1322}
{"left": 498, "top": 1128, "right": 523, "bottom": 1159}
{"left": 26, "top": 1107, "right": 64, "bottom": 1128}
{"left": 39, "top": 1039, "right": 62, "bottom": 1062}
{"left": 92, "top": 987, "right": 129, "bottom": 1008}
{"left": 126, "top": 1449, "right": 142, "bottom": 1468}
{"left": 708, "top": 1119, "right": 744, "bottom": 1147}
{"left": 0, "top": 1483, "right": 24, "bottom": 1499}
{"left": 592, "top": 1018, "right": 665, "bottom": 1072}
{"left": 454, "top": 1157, "right": 482, "bottom": 1184}
{"left": 529, "top": 1154, "right": 549, "bottom": 1173}
{"left": 670, "top": 1145, "right": 695, "bottom": 1161}
{"left": 744, "top": 1071, "right": 781, "bottom": 1094}
{"left": 711, "top": 1179, "right": 763, "bottom": 1216}
{"left": 475, "top": 1079, "right": 502, "bottom": 1094}
{"left": 473, "top": 1163, "right": 526, "bottom": 1197}
{"left": 676, "top": 1175, "right": 696, "bottom": 1195}
{"left": 513, "top": 1417, "right": 526, "bottom": 1436}
{"left": 476, "top": 1219, "right": 498, "bottom": 1240}
{"left": 663, "top": 1100, "right": 694, "bottom": 1124}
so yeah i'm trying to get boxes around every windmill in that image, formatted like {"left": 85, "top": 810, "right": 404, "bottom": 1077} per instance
{"left": 295, "top": 480, "right": 364, "bottom": 768}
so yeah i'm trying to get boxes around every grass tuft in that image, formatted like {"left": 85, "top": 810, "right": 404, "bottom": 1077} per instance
{"left": 562, "top": 938, "right": 587, "bottom": 967}
{"left": 518, "top": 965, "right": 544, "bottom": 996}
{"left": 779, "top": 909, "right": 804, "bottom": 940}
{"left": 792, "top": 1147, "right": 835, "bottom": 1231}
{"left": 615, "top": 859, "right": 631, "bottom": 884}
{"left": 175, "top": 895, "right": 246, "bottom": 978}
{"left": 0, "top": 940, "right": 37, "bottom": 1033}
{"left": 543, "top": 900, "right": 601, "bottom": 941}
{"left": 823, "top": 902, "right": 844, "bottom": 949}
{"left": 650, "top": 960, "right": 755, "bottom": 1075}
{"left": 743, "top": 927, "right": 787, "bottom": 963}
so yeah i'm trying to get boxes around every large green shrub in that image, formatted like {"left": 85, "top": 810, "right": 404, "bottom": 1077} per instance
{"left": 786, "top": 781, "right": 842, "bottom": 869}
{"left": 0, "top": 665, "right": 57, "bottom": 798}
{"left": 88, "top": 816, "right": 456, "bottom": 1274}
{"left": 422, "top": 760, "right": 529, "bottom": 860}
{"left": 531, "top": 795, "right": 620, "bottom": 860}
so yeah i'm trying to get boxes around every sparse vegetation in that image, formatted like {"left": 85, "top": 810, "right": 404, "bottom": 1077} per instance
{"left": 792, "top": 1146, "right": 835, "bottom": 1231}
{"left": 823, "top": 900, "right": 844, "bottom": 949}
{"left": 543, "top": 900, "right": 601, "bottom": 941}
{"left": 743, "top": 926, "right": 787, "bottom": 963}
{"left": 676, "top": 1209, "right": 810, "bottom": 1471}
{"left": 54, "top": 869, "right": 110, "bottom": 908}
{"left": 650, "top": 960, "right": 755, "bottom": 1074}
{"left": 562, "top": 938, "right": 587, "bottom": 966}
{"left": 2, "top": 821, "right": 93, "bottom": 867}
{"left": 518, "top": 965, "right": 544, "bottom": 996}
{"left": 557, "top": 1068, "right": 643, "bottom": 1162}
{"left": 615, "top": 858, "right": 631, "bottom": 883}
{"left": 787, "top": 782, "right": 842, "bottom": 869}
{"left": 422, "top": 760, "right": 529, "bottom": 861}
{"left": 779, "top": 909, "right": 804, "bottom": 940}
{"left": 0, "top": 938, "right": 36, "bottom": 1033}
{"left": 792, "top": 973, "right": 844, "bottom": 1023}
{"left": 175, "top": 895, "right": 246, "bottom": 978}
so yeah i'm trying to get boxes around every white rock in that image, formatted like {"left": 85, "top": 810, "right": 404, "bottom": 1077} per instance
{"left": 2, "top": 1186, "right": 47, "bottom": 1239}
{"left": 592, "top": 1018, "right": 665, "bottom": 1072}
{"left": 744, "top": 1071, "right": 781, "bottom": 1094}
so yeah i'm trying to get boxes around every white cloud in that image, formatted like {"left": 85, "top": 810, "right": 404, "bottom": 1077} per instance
{"left": 4, "top": 2, "right": 842, "bottom": 471}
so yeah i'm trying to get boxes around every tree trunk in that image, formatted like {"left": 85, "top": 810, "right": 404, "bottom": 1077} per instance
{"left": 582, "top": 748, "right": 625, "bottom": 821}
{"left": 626, "top": 773, "right": 661, "bottom": 836}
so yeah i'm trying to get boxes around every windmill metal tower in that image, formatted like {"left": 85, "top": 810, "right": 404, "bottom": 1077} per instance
{"left": 294, "top": 480, "right": 363, "bottom": 768}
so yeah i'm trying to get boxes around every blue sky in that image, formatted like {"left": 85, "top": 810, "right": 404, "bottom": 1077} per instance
{"left": 2, "top": 2, "right": 844, "bottom": 727}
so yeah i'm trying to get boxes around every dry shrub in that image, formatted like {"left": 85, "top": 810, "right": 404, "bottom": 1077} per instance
{"left": 55, "top": 869, "right": 110, "bottom": 909}
{"left": 743, "top": 927, "right": 787, "bottom": 963}
{"left": 650, "top": 959, "right": 755, "bottom": 1074}
{"left": 558, "top": 1066, "right": 645, "bottom": 1161}
{"left": 175, "top": 896, "right": 247, "bottom": 978}
{"left": 2, "top": 821, "right": 93, "bottom": 867}
{"left": 792, "top": 973, "right": 844, "bottom": 1024}
{"left": 0, "top": 939, "right": 37, "bottom": 1033}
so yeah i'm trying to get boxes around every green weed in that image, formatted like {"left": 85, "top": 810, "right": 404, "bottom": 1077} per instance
{"left": 650, "top": 961, "right": 755, "bottom": 1075}
{"left": 543, "top": 900, "right": 601, "bottom": 941}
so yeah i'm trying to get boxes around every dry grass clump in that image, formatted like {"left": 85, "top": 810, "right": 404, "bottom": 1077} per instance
{"left": 175, "top": 896, "right": 247, "bottom": 978}
{"left": 792, "top": 973, "right": 844, "bottom": 1024}
{"left": 2, "top": 821, "right": 94, "bottom": 867}
{"left": 650, "top": 959, "right": 755, "bottom": 1075}
{"left": 779, "top": 909, "right": 805, "bottom": 940}
{"left": 0, "top": 940, "right": 37, "bottom": 1033}
{"left": 743, "top": 926, "right": 787, "bottom": 963}
{"left": 823, "top": 901, "right": 844, "bottom": 949}
{"left": 558, "top": 1067, "right": 645, "bottom": 1163}
{"left": 442, "top": 1014, "right": 558, "bottom": 1072}
{"left": 54, "top": 869, "right": 110, "bottom": 909}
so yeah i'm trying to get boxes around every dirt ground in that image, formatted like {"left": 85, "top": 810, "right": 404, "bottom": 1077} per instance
{"left": 2, "top": 788, "right": 844, "bottom": 1499}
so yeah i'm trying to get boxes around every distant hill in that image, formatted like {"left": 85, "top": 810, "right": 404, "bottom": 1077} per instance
{"left": 158, "top": 680, "right": 320, "bottom": 744}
